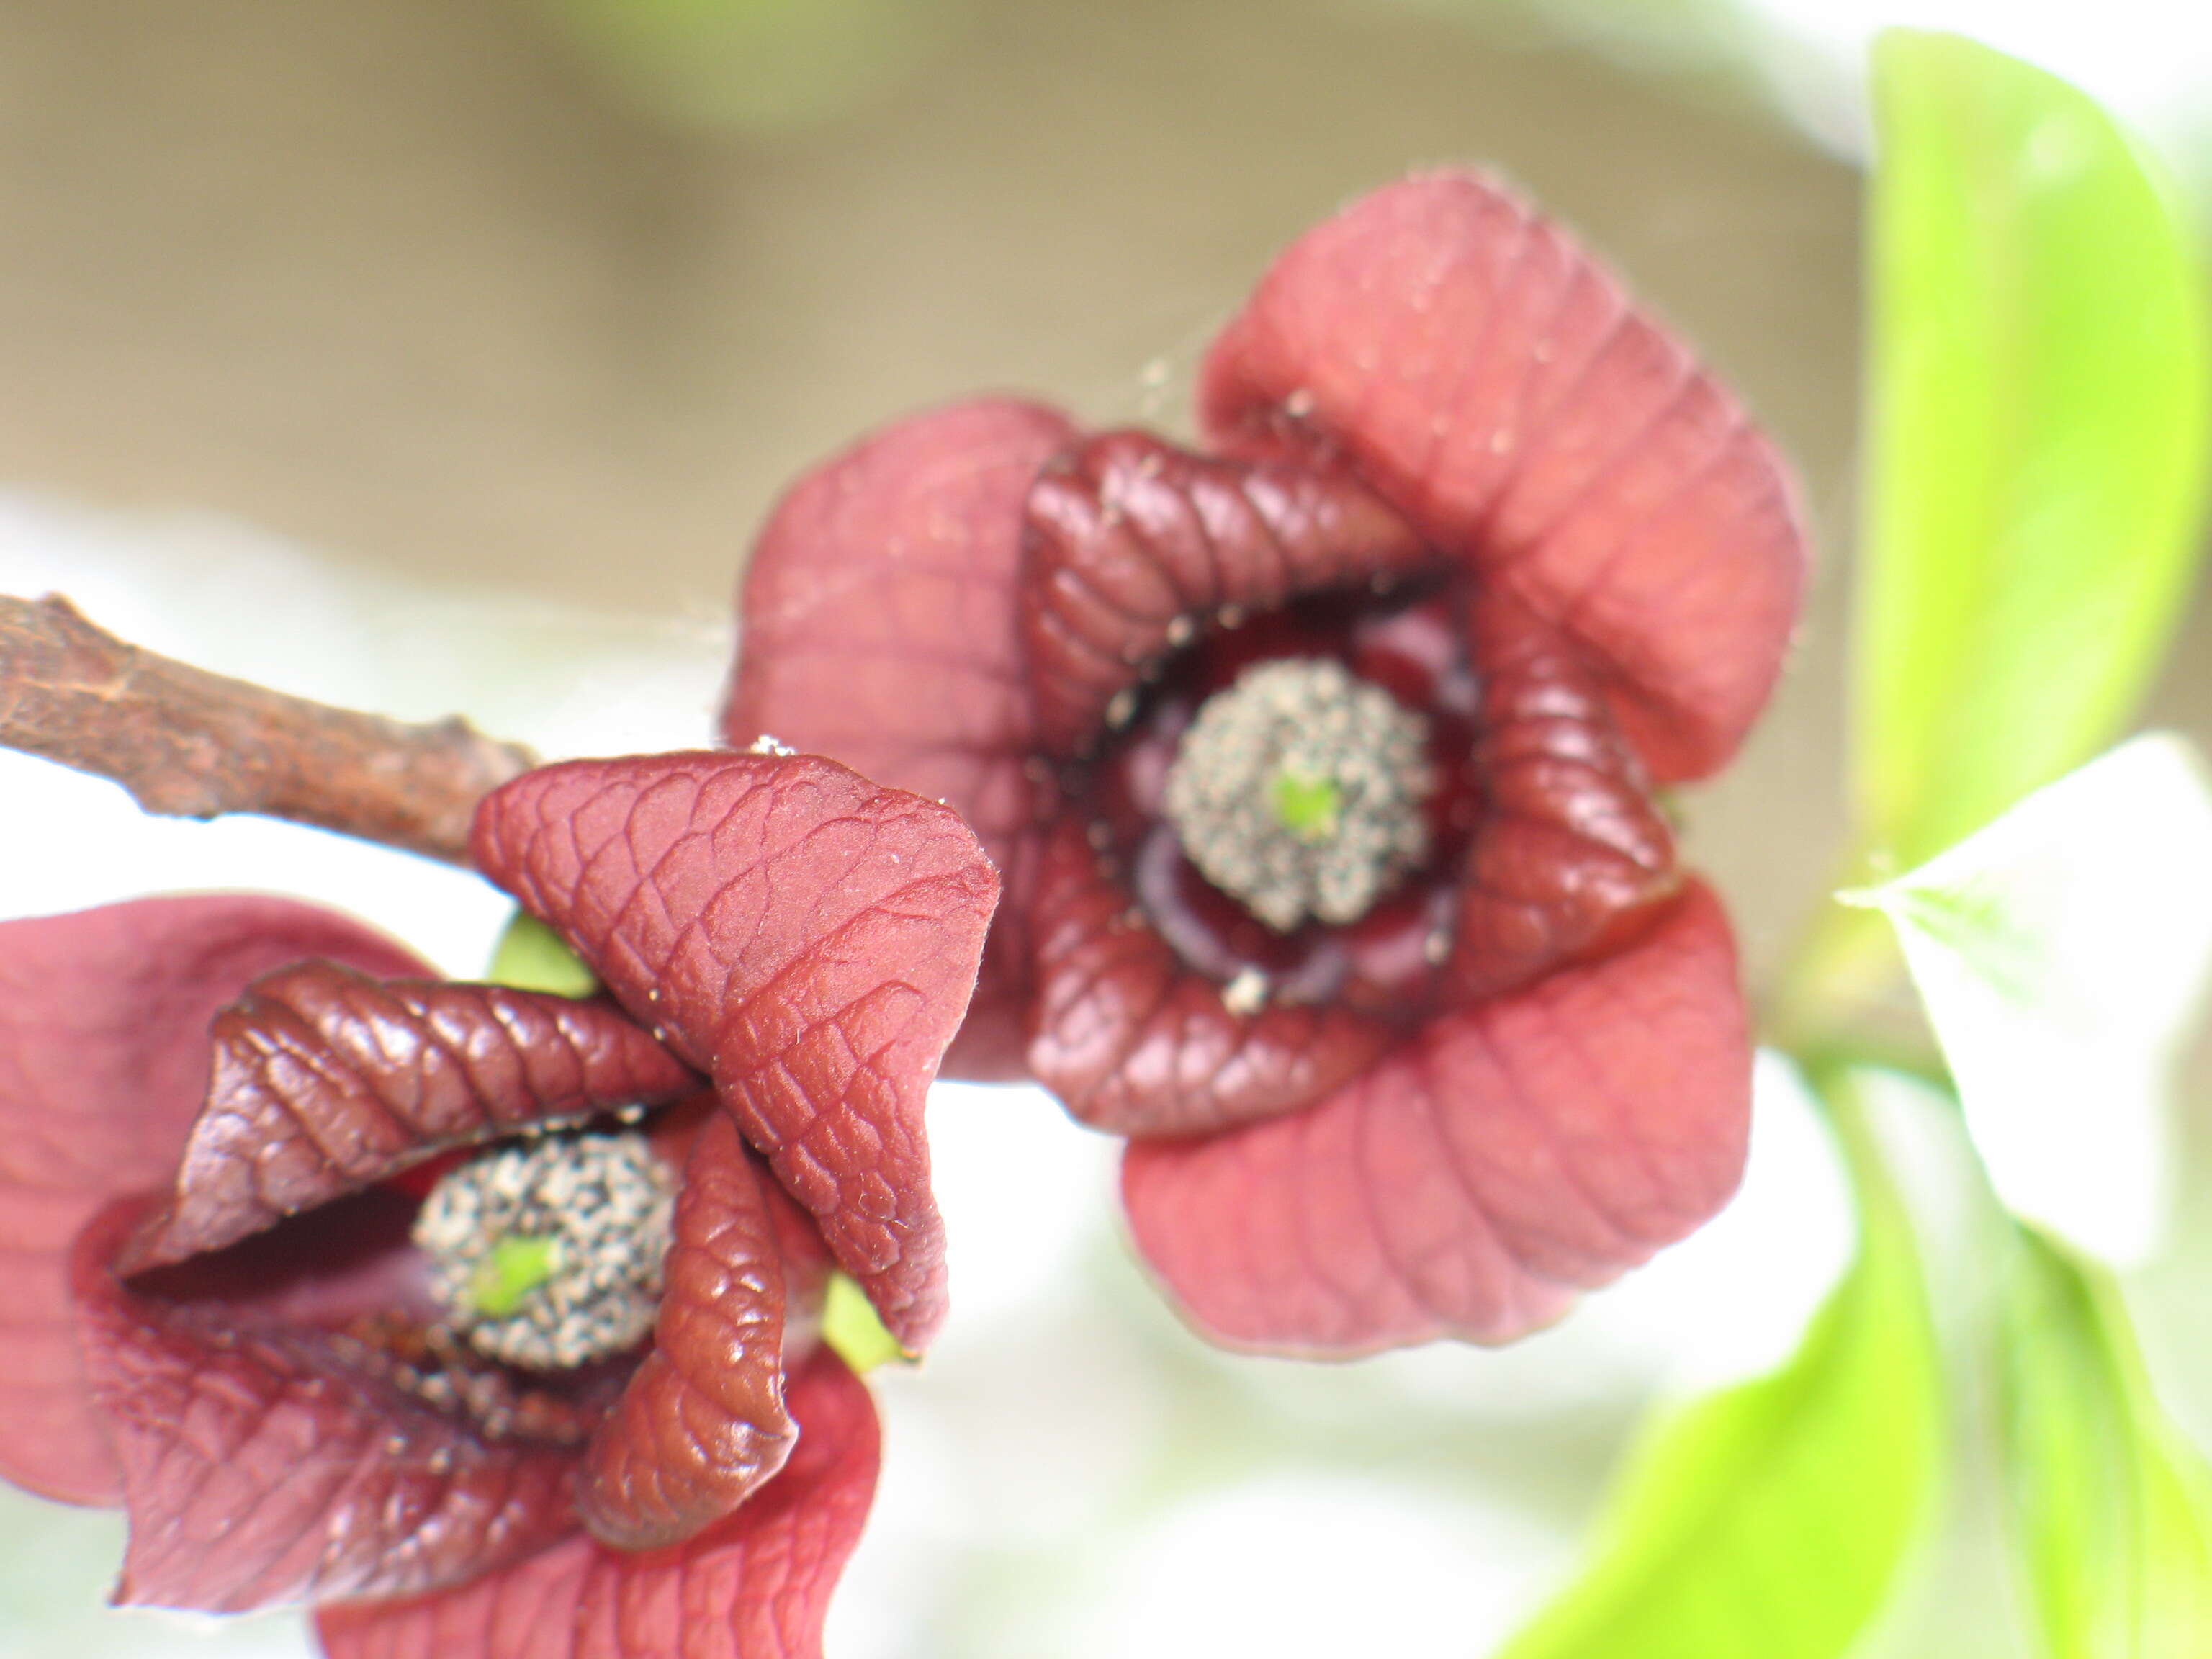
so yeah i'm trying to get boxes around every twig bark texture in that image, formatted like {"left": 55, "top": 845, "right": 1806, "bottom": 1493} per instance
{"left": 0, "top": 594, "right": 534, "bottom": 864}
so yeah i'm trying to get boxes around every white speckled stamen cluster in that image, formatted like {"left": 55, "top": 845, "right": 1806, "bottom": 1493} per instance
{"left": 1161, "top": 656, "right": 1434, "bottom": 932}
{"left": 413, "top": 1128, "right": 675, "bottom": 1370}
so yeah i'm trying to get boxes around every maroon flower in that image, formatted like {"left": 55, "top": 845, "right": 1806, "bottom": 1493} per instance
{"left": 724, "top": 171, "right": 1806, "bottom": 1356}
{"left": 0, "top": 750, "right": 997, "bottom": 1656}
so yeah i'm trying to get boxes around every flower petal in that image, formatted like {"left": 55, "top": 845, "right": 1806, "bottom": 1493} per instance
{"left": 72, "top": 1197, "right": 578, "bottom": 1612}
{"left": 723, "top": 397, "right": 1079, "bottom": 1079}
{"left": 0, "top": 896, "right": 426, "bottom": 1506}
{"left": 1119, "top": 881, "right": 1749, "bottom": 1354}
{"left": 1027, "top": 819, "right": 1390, "bottom": 1134}
{"left": 472, "top": 752, "right": 998, "bottom": 1352}
{"left": 1021, "top": 428, "right": 1430, "bottom": 754}
{"left": 123, "top": 964, "right": 701, "bottom": 1273}
{"left": 316, "top": 1349, "right": 878, "bottom": 1659}
{"left": 1198, "top": 169, "right": 1807, "bottom": 782}
{"left": 578, "top": 1114, "right": 795, "bottom": 1552}
{"left": 1445, "top": 589, "right": 1679, "bottom": 1002}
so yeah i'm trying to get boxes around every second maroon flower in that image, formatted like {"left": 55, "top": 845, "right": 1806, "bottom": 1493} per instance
{"left": 724, "top": 170, "right": 1808, "bottom": 1357}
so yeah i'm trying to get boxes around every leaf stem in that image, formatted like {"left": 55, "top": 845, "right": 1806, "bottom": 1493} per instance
{"left": 1764, "top": 868, "right": 1951, "bottom": 1097}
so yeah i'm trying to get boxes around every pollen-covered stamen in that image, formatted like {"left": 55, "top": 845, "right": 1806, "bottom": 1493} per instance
{"left": 1161, "top": 656, "right": 1434, "bottom": 932}
{"left": 413, "top": 1128, "right": 675, "bottom": 1371}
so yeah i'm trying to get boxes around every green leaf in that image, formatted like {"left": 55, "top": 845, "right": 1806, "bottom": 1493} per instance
{"left": 2000, "top": 1229, "right": 2212, "bottom": 1657}
{"left": 1840, "top": 734, "right": 2212, "bottom": 1264}
{"left": 819, "top": 1270, "right": 911, "bottom": 1375}
{"left": 486, "top": 909, "right": 599, "bottom": 998}
{"left": 1856, "top": 30, "right": 2210, "bottom": 870}
{"left": 1494, "top": 1079, "right": 1940, "bottom": 1659}
{"left": 541, "top": 0, "right": 943, "bottom": 130}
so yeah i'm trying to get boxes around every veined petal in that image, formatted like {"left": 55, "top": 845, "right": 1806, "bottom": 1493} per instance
{"left": 316, "top": 1350, "right": 879, "bottom": 1659}
{"left": 0, "top": 896, "right": 426, "bottom": 1505}
{"left": 724, "top": 397, "right": 1078, "bottom": 1079}
{"left": 1027, "top": 819, "right": 1390, "bottom": 1134}
{"left": 123, "top": 965, "right": 700, "bottom": 1273}
{"left": 472, "top": 752, "right": 999, "bottom": 1352}
{"left": 1021, "top": 429, "right": 1430, "bottom": 755}
{"left": 1120, "top": 882, "right": 1749, "bottom": 1354}
{"left": 1444, "top": 589, "right": 1680, "bottom": 1002}
{"left": 578, "top": 1115, "right": 795, "bottom": 1552}
{"left": 73, "top": 1198, "right": 578, "bottom": 1613}
{"left": 1198, "top": 169, "right": 1806, "bottom": 783}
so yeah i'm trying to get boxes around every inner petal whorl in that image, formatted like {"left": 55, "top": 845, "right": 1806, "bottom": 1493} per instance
{"left": 1162, "top": 657, "right": 1434, "bottom": 932}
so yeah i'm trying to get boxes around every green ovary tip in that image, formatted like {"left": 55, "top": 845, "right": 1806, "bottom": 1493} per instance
{"left": 1271, "top": 770, "right": 1342, "bottom": 843}
{"left": 467, "top": 1233, "right": 562, "bottom": 1318}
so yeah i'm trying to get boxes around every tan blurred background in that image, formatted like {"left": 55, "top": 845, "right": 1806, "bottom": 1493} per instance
{"left": 0, "top": 0, "right": 1882, "bottom": 966}
{"left": 4, "top": 0, "right": 2203, "bottom": 987}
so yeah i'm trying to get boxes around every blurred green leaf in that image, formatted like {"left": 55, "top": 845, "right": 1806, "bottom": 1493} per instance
{"left": 1856, "top": 30, "right": 2210, "bottom": 870}
{"left": 1494, "top": 1086, "right": 1939, "bottom": 1659}
{"left": 2000, "top": 1230, "right": 2212, "bottom": 1657}
{"left": 820, "top": 1270, "right": 911, "bottom": 1374}
{"left": 1840, "top": 734, "right": 2212, "bottom": 1264}
{"left": 541, "top": 0, "right": 944, "bottom": 130}
{"left": 487, "top": 909, "right": 599, "bottom": 998}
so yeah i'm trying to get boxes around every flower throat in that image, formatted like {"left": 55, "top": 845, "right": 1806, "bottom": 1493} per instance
{"left": 413, "top": 1127, "right": 675, "bottom": 1370}
{"left": 1161, "top": 655, "right": 1434, "bottom": 932}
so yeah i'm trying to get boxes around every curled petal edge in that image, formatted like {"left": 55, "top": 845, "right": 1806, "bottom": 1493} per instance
{"left": 0, "top": 896, "right": 428, "bottom": 1506}
{"left": 1120, "top": 881, "right": 1750, "bottom": 1356}
{"left": 315, "top": 1349, "right": 881, "bottom": 1659}
{"left": 121, "top": 965, "right": 701, "bottom": 1274}
{"left": 577, "top": 1114, "right": 796, "bottom": 1552}
{"left": 1025, "top": 819, "right": 1391, "bottom": 1135}
{"left": 73, "top": 1197, "right": 577, "bottom": 1613}
{"left": 471, "top": 751, "right": 999, "bottom": 1352}
{"left": 1198, "top": 168, "right": 1807, "bottom": 783}
{"left": 724, "top": 397, "right": 1081, "bottom": 1080}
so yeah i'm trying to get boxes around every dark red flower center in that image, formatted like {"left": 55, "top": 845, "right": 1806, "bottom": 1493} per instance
{"left": 1070, "top": 571, "right": 1481, "bottom": 1022}
{"left": 123, "top": 1094, "right": 707, "bottom": 1450}
{"left": 1160, "top": 654, "right": 1435, "bottom": 932}
{"left": 1015, "top": 427, "right": 1683, "bottom": 1140}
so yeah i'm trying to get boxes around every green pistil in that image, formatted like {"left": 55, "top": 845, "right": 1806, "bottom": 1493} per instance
{"left": 1271, "top": 770, "right": 1343, "bottom": 844}
{"left": 1161, "top": 656, "right": 1434, "bottom": 934}
{"left": 467, "top": 1234, "right": 561, "bottom": 1318}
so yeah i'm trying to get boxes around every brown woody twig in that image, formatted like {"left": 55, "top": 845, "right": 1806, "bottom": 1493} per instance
{"left": 0, "top": 593, "right": 536, "bottom": 866}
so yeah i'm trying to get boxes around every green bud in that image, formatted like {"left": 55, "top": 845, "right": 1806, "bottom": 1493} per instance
{"left": 487, "top": 911, "right": 598, "bottom": 998}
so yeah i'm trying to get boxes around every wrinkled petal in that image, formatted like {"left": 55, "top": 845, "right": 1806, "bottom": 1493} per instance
{"left": 579, "top": 1115, "right": 794, "bottom": 1552}
{"left": 472, "top": 752, "right": 998, "bottom": 1352}
{"left": 1021, "top": 428, "right": 1429, "bottom": 754}
{"left": 0, "top": 896, "right": 426, "bottom": 1505}
{"left": 73, "top": 1198, "right": 577, "bottom": 1613}
{"left": 124, "top": 964, "right": 700, "bottom": 1273}
{"left": 1120, "top": 882, "right": 1748, "bottom": 1354}
{"left": 317, "top": 1350, "right": 879, "bottom": 1659}
{"left": 1444, "top": 590, "right": 1679, "bottom": 1002}
{"left": 1198, "top": 169, "right": 1806, "bottom": 783}
{"left": 1027, "top": 820, "right": 1390, "bottom": 1134}
{"left": 724, "top": 397, "right": 1079, "bottom": 1079}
